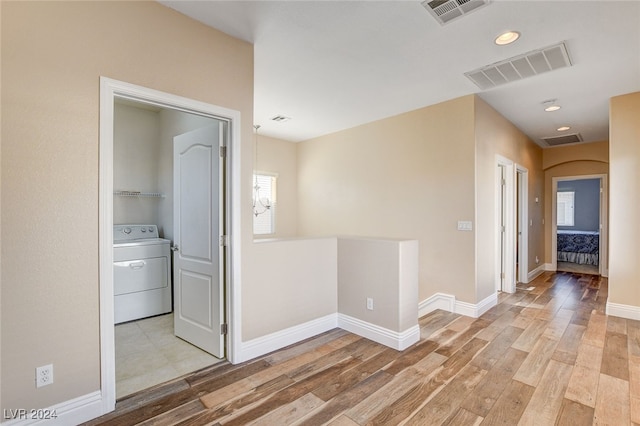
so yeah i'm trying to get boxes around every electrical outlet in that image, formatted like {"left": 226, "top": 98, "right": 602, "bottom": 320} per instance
{"left": 36, "top": 364, "right": 53, "bottom": 388}
{"left": 366, "top": 297, "right": 374, "bottom": 311}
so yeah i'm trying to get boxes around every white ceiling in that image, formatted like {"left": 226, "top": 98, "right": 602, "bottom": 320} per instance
{"left": 160, "top": 0, "right": 640, "bottom": 147}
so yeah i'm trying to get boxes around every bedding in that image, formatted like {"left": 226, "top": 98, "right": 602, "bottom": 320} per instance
{"left": 557, "top": 230, "right": 599, "bottom": 265}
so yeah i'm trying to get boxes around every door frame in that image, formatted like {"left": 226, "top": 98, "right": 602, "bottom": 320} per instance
{"left": 516, "top": 165, "right": 529, "bottom": 284}
{"left": 99, "top": 77, "right": 242, "bottom": 413}
{"left": 551, "top": 174, "right": 608, "bottom": 276}
{"left": 495, "top": 156, "right": 516, "bottom": 293}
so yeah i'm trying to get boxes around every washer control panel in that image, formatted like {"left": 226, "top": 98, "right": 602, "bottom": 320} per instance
{"left": 114, "top": 224, "right": 159, "bottom": 242}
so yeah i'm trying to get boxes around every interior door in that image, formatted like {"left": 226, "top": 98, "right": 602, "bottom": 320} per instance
{"left": 173, "top": 123, "right": 225, "bottom": 358}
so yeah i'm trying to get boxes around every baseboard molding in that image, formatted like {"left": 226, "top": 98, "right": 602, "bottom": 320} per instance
{"left": 527, "top": 264, "right": 546, "bottom": 282}
{"left": 1, "top": 391, "right": 103, "bottom": 426}
{"left": 237, "top": 313, "right": 338, "bottom": 363}
{"left": 455, "top": 292, "right": 497, "bottom": 318}
{"left": 606, "top": 301, "right": 640, "bottom": 321}
{"left": 418, "top": 292, "right": 497, "bottom": 319}
{"left": 418, "top": 293, "right": 456, "bottom": 318}
{"left": 337, "top": 314, "right": 420, "bottom": 351}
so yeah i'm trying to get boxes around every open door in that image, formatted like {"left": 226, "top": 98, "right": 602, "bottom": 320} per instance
{"left": 173, "top": 123, "right": 225, "bottom": 358}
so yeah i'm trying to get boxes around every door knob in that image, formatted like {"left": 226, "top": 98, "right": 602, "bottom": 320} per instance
{"left": 171, "top": 245, "right": 179, "bottom": 252}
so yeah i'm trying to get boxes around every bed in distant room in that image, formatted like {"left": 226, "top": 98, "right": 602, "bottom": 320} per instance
{"left": 557, "top": 230, "right": 599, "bottom": 265}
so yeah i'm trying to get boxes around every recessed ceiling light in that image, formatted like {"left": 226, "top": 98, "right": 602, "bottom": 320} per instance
{"left": 557, "top": 126, "right": 571, "bottom": 131}
{"left": 545, "top": 105, "right": 561, "bottom": 112}
{"left": 495, "top": 31, "right": 520, "bottom": 46}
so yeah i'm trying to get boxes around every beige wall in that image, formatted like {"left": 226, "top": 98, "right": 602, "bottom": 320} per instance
{"left": 297, "top": 96, "right": 477, "bottom": 303}
{"left": 1, "top": 1, "right": 252, "bottom": 411}
{"left": 254, "top": 135, "right": 298, "bottom": 238}
{"left": 474, "top": 97, "right": 544, "bottom": 300}
{"left": 609, "top": 92, "right": 640, "bottom": 308}
{"left": 542, "top": 141, "right": 609, "bottom": 264}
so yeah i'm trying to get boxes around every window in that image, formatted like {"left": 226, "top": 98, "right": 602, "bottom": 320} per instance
{"left": 557, "top": 191, "right": 575, "bottom": 226}
{"left": 253, "top": 173, "right": 277, "bottom": 235}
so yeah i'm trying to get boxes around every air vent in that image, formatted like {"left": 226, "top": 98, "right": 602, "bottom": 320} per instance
{"left": 465, "top": 42, "right": 572, "bottom": 90}
{"left": 271, "top": 115, "right": 291, "bottom": 122}
{"left": 421, "top": 0, "right": 490, "bottom": 25}
{"left": 542, "top": 133, "right": 583, "bottom": 146}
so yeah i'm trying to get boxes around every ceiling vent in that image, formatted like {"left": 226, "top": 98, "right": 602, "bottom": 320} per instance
{"left": 465, "top": 42, "right": 572, "bottom": 90}
{"left": 542, "top": 133, "right": 583, "bottom": 146}
{"left": 421, "top": 0, "right": 490, "bottom": 25}
{"left": 271, "top": 115, "right": 291, "bottom": 122}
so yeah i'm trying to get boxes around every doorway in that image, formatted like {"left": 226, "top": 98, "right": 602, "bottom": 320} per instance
{"left": 552, "top": 175, "right": 608, "bottom": 276}
{"left": 99, "top": 78, "right": 241, "bottom": 412}
{"left": 496, "top": 156, "right": 528, "bottom": 293}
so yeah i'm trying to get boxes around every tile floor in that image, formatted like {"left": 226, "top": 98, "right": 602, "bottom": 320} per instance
{"left": 115, "top": 313, "right": 222, "bottom": 399}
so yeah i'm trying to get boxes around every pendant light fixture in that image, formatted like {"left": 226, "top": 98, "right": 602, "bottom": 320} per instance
{"left": 252, "top": 124, "right": 271, "bottom": 217}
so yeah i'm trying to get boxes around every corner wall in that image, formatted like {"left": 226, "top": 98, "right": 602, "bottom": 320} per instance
{"left": 297, "top": 96, "right": 477, "bottom": 304}
{"left": 608, "top": 92, "right": 640, "bottom": 316}
{"left": 474, "top": 97, "right": 544, "bottom": 299}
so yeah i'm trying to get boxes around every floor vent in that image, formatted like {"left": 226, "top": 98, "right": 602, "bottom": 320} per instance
{"left": 465, "top": 42, "right": 572, "bottom": 90}
{"left": 542, "top": 133, "right": 583, "bottom": 146}
{"left": 421, "top": 0, "right": 490, "bottom": 25}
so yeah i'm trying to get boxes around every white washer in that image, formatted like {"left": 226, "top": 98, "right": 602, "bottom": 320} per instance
{"left": 113, "top": 224, "right": 172, "bottom": 324}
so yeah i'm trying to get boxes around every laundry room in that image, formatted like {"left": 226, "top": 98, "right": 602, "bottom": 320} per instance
{"left": 112, "top": 99, "right": 223, "bottom": 398}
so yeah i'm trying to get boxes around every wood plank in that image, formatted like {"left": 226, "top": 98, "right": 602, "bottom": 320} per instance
{"left": 479, "top": 379, "right": 534, "bottom": 425}
{"left": 575, "top": 342, "right": 604, "bottom": 370}
{"left": 326, "top": 414, "right": 361, "bottom": 426}
{"left": 247, "top": 393, "right": 325, "bottom": 425}
{"left": 403, "top": 365, "right": 486, "bottom": 425}
{"left": 345, "top": 352, "right": 447, "bottom": 424}
{"left": 555, "top": 398, "right": 595, "bottom": 425}
{"left": 552, "top": 323, "right": 586, "bottom": 365}
{"left": 630, "top": 358, "right": 640, "bottom": 399}
{"left": 628, "top": 319, "right": 640, "bottom": 359}
{"left": 583, "top": 310, "right": 607, "bottom": 348}
{"left": 511, "top": 318, "right": 549, "bottom": 352}
{"left": 606, "top": 316, "right": 628, "bottom": 335}
{"left": 632, "top": 396, "right": 640, "bottom": 425}
{"left": 312, "top": 348, "right": 398, "bottom": 401}
{"left": 221, "top": 357, "right": 361, "bottom": 426}
{"left": 517, "top": 359, "right": 573, "bottom": 425}
{"left": 601, "top": 331, "right": 630, "bottom": 381}
{"left": 470, "top": 326, "right": 523, "bottom": 371}
{"left": 593, "top": 373, "right": 630, "bottom": 425}
{"left": 441, "top": 408, "right": 483, "bottom": 426}
{"left": 135, "top": 400, "right": 206, "bottom": 426}
{"left": 565, "top": 364, "right": 600, "bottom": 408}
{"left": 435, "top": 319, "right": 492, "bottom": 357}
{"left": 512, "top": 336, "right": 559, "bottom": 387}
{"left": 298, "top": 371, "right": 393, "bottom": 425}
{"left": 461, "top": 348, "right": 527, "bottom": 417}
{"left": 382, "top": 339, "right": 439, "bottom": 376}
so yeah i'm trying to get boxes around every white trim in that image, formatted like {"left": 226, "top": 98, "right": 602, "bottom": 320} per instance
{"left": 496, "top": 155, "right": 516, "bottom": 293}
{"left": 606, "top": 301, "right": 640, "bottom": 321}
{"left": 1, "top": 391, "right": 102, "bottom": 426}
{"left": 544, "top": 262, "right": 555, "bottom": 272}
{"left": 237, "top": 314, "right": 338, "bottom": 363}
{"left": 455, "top": 292, "right": 497, "bottom": 318}
{"left": 418, "top": 293, "right": 456, "bottom": 318}
{"left": 337, "top": 314, "right": 420, "bottom": 351}
{"left": 418, "top": 292, "right": 497, "bottom": 319}
{"left": 98, "top": 77, "right": 242, "bottom": 416}
{"left": 527, "top": 264, "right": 546, "bottom": 282}
{"left": 516, "top": 165, "right": 529, "bottom": 284}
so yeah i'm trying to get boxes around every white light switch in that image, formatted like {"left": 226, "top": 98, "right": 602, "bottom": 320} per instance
{"left": 457, "top": 221, "right": 473, "bottom": 231}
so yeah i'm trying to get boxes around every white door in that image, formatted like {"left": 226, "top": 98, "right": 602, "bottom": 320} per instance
{"left": 173, "top": 123, "right": 225, "bottom": 358}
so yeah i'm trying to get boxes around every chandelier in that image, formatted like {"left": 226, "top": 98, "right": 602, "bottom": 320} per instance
{"left": 252, "top": 124, "right": 271, "bottom": 217}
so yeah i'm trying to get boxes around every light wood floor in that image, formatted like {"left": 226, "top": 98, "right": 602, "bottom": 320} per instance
{"left": 84, "top": 271, "right": 640, "bottom": 425}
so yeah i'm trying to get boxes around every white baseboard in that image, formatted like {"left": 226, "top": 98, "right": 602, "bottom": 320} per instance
{"left": 606, "top": 301, "right": 640, "bottom": 321}
{"left": 237, "top": 313, "right": 338, "bottom": 363}
{"left": 337, "top": 314, "right": 420, "bottom": 351}
{"left": 418, "top": 293, "right": 456, "bottom": 318}
{"left": 527, "top": 264, "right": 546, "bottom": 282}
{"left": 455, "top": 292, "right": 497, "bottom": 318}
{"left": 418, "top": 292, "right": 497, "bottom": 319}
{"left": 1, "top": 391, "right": 103, "bottom": 426}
